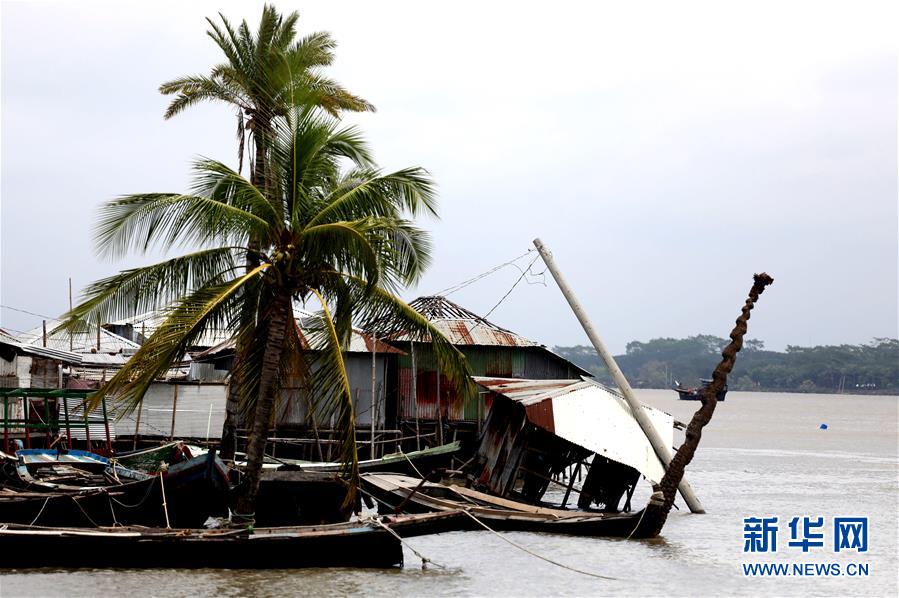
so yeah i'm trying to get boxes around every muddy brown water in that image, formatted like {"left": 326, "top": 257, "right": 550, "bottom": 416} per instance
{"left": 1, "top": 391, "right": 896, "bottom": 597}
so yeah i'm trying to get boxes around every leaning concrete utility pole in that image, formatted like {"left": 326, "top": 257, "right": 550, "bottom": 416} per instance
{"left": 533, "top": 238, "right": 706, "bottom": 514}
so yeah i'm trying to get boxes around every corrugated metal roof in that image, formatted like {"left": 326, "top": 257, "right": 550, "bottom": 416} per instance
{"left": 107, "top": 311, "right": 233, "bottom": 349}
{"left": 474, "top": 376, "right": 675, "bottom": 483}
{"left": 392, "top": 296, "right": 538, "bottom": 347}
{"left": 0, "top": 333, "right": 83, "bottom": 364}
{"left": 191, "top": 304, "right": 403, "bottom": 360}
{"left": 18, "top": 320, "right": 141, "bottom": 355}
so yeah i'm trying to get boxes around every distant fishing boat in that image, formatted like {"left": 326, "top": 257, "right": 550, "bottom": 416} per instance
{"left": 673, "top": 379, "right": 727, "bottom": 402}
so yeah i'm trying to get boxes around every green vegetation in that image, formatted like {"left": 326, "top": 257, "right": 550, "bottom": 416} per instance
{"left": 61, "top": 5, "right": 473, "bottom": 519}
{"left": 554, "top": 336, "right": 899, "bottom": 394}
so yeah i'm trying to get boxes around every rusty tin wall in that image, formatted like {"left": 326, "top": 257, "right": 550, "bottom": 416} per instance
{"left": 396, "top": 344, "right": 582, "bottom": 422}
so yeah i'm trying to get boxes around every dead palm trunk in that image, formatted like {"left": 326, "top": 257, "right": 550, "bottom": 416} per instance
{"left": 636, "top": 273, "right": 774, "bottom": 538}
{"left": 234, "top": 290, "right": 291, "bottom": 523}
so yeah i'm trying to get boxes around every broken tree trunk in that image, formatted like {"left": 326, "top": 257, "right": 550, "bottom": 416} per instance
{"left": 639, "top": 272, "right": 774, "bottom": 537}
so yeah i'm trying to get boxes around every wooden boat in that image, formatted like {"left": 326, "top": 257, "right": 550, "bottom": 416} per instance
{"left": 253, "top": 470, "right": 351, "bottom": 526}
{"left": 230, "top": 442, "right": 463, "bottom": 527}
{"left": 673, "top": 379, "right": 727, "bottom": 401}
{"left": 115, "top": 441, "right": 194, "bottom": 472}
{"left": 0, "top": 512, "right": 463, "bottom": 569}
{"left": 230, "top": 441, "right": 462, "bottom": 475}
{"left": 1, "top": 449, "right": 230, "bottom": 528}
{"left": 361, "top": 473, "right": 663, "bottom": 538}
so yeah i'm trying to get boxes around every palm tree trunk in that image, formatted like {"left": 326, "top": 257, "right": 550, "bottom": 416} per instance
{"left": 636, "top": 273, "right": 774, "bottom": 538}
{"left": 219, "top": 365, "right": 242, "bottom": 461}
{"left": 234, "top": 291, "right": 291, "bottom": 522}
{"left": 219, "top": 117, "right": 271, "bottom": 459}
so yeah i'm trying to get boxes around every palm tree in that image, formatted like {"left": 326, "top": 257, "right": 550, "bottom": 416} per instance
{"left": 62, "top": 107, "right": 474, "bottom": 520}
{"left": 159, "top": 4, "right": 374, "bottom": 458}
{"left": 160, "top": 3, "right": 373, "bottom": 182}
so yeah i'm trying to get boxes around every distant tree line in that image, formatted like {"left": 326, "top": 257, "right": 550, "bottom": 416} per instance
{"left": 553, "top": 336, "right": 899, "bottom": 394}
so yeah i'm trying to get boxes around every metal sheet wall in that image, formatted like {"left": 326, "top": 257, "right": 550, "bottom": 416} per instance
{"left": 397, "top": 345, "right": 582, "bottom": 422}
{"left": 275, "top": 354, "right": 389, "bottom": 428}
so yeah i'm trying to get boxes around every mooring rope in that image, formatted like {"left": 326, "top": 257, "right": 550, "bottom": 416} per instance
{"left": 108, "top": 476, "right": 159, "bottom": 509}
{"left": 396, "top": 450, "right": 616, "bottom": 579}
{"left": 69, "top": 494, "right": 102, "bottom": 527}
{"left": 399, "top": 449, "right": 426, "bottom": 479}
{"left": 457, "top": 509, "right": 617, "bottom": 580}
{"left": 365, "top": 516, "right": 447, "bottom": 570}
{"left": 28, "top": 496, "right": 51, "bottom": 526}
{"left": 158, "top": 471, "right": 171, "bottom": 529}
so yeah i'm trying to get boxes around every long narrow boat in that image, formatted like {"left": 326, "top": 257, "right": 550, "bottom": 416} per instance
{"left": 226, "top": 441, "right": 462, "bottom": 474}
{"left": 0, "top": 512, "right": 461, "bottom": 569}
{"left": 361, "top": 473, "right": 663, "bottom": 538}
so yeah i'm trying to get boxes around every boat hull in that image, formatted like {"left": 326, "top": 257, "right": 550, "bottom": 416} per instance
{"left": 0, "top": 522, "right": 404, "bottom": 569}
{"left": 361, "top": 473, "right": 661, "bottom": 539}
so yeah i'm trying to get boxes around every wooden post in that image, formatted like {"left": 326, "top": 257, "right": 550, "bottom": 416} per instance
{"left": 436, "top": 362, "right": 443, "bottom": 445}
{"left": 133, "top": 399, "right": 143, "bottom": 450}
{"left": 561, "top": 461, "right": 582, "bottom": 508}
{"left": 68, "top": 278, "right": 73, "bottom": 351}
{"left": 411, "top": 341, "right": 420, "bottom": 451}
{"left": 42, "top": 320, "right": 47, "bottom": 347}
{"left": 533, "top": 237, "right": 705, "bottom": 514}
{"left": 96, "top": 316, "right": 101, "bottom": 351}
{"left": 370, "top": 333, "right": 377, "bottom": 460}
{"left": 169, "top": 384, "right": 179, "bottom": 441}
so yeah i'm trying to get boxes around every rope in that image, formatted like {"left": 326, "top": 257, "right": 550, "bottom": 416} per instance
{"left": 108, "top": 476, "right": 159, "bottom": 509}
{"left": 365, "top": 516, "right": 446, "bottom": 570}
{"left": 69, "top": 494, "right": 102, "bottom": 527}
{"left": 457, "top": 509, "right": 617, "bottom": 580}
{"left": 399, "top": 449, "right": 426, "bottom": 479}
{"left": 107, "top": 493, "right": 122, "bottom": 527}
{"left": 626, "top": 507, "right": 649, "bottom": 540}
{"left": 158, "top": 470, "right": 171, "bottom": 529}
{"left": 28, "top": 497, "right": 51, "bottom": 526}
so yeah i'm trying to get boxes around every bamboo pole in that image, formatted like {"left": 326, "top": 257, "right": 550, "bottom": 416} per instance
{"left": 133, "top": 400, "right": 143, "bottom": 450}
{"left": 68, "top": 278, "right": 73, "bottom": 351}
{"left": 411, "top": 342, "right": 420, "bottom": 450}
{"left": 169, "top": 385, "right": 179, "bottom": 441}
{"left": 370, "top": 333, "right": 377, "bottom": 460}
{"left": 436, "top": 361, "right": 443, "bottom": 445}
{"left": 532, "top": 237, "right": 705, "bottom": 514}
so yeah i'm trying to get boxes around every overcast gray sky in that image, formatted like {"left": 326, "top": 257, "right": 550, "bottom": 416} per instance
{"left": 1, "top": 0, "right": 896, "bottom": 353}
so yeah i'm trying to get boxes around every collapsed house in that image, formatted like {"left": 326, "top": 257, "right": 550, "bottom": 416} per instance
{"left": 469, "top": 377, "right": 675, "bottom": 512}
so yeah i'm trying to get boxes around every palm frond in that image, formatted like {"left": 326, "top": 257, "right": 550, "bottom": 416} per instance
{"left": 94, "top": 193, "right": 270, "bottom": 259}
{"left": 88, "top": 265, "right": 268, "bottom": 414}
{"left": 55, "top": 247, "right": 240, "bottom": 334}
{"left": 339, "top": 277, "right": 477, "bottom": 405}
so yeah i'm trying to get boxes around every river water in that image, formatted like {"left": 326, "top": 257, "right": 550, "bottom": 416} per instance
{"left": 2, "top": 391, "right": 897, "bottom": 597}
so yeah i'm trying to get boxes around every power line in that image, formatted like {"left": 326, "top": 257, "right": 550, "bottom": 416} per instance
{"left": 1, "top": 304, "right": 57, "bottom": 320}
{"left": 434, "top": 249, "right": 535, "bottom": 297}
{"left": 481, "top": 255, "right": 541, "bottom": 321}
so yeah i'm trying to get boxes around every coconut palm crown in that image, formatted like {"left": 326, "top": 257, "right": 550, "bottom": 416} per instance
{"left": 160, "top": 4, "right": 373, "bottom": 177}
{"left": 61, "top": 107, "right": 474, "bottom": 517}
